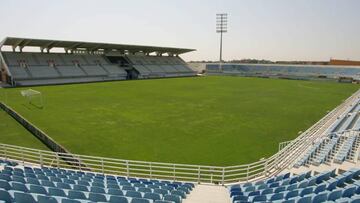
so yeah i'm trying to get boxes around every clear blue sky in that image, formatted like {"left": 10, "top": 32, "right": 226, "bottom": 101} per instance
{"left": 1, "top": 0, "right": 359, "bottom": 61}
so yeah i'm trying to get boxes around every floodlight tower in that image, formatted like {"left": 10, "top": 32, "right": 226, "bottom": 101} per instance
{"left": 216, "top": 13, "right": 228, "bottom": 72}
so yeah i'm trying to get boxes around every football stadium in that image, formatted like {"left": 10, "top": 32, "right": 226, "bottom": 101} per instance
{"left": 1, "top": 1, "right": 360, "bottom": 203}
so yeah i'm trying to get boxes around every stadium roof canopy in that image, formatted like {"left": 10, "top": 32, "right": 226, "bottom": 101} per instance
{"left": 0, "top": 37, "right": 195, "bottom": 55}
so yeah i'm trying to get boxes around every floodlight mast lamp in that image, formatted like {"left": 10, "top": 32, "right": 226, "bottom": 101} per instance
{"left": 216, "top": 13, "right": 228, "bottom": 72}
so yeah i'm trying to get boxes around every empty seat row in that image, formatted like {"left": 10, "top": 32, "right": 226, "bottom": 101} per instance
{"left": 0, "top": 163, "right": 195, "bottom": 203}
{"left": 229, "top": 168, "right": 360, "bottom": 203}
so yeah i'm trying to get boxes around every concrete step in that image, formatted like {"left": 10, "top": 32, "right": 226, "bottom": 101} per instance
{"left": 183, "top": 184, "right": 231, "bottom": 203}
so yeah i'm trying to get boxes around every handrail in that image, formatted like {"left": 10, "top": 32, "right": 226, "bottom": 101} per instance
{"left": 1, "top": 89, "right": 359, "bottom": 185}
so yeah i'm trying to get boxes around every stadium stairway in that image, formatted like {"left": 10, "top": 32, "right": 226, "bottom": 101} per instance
{"left": 183, "top": 184, "right": 231, "bottom": 203}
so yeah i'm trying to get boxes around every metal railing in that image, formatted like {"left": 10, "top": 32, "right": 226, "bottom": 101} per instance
{"left": 1, "top": 90, "right": 359, "bottom": 185}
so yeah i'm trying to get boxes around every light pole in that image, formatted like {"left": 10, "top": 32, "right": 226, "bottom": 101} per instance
{"left": 216, "top": 13, "right": 228, "bottom": 72}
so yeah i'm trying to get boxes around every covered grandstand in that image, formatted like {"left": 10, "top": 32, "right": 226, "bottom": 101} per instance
{"left": 206, "top": 63, "right": 360, "bottom": 81}
{"left": 0, "top": 37, "right": 197, "bottom": 86}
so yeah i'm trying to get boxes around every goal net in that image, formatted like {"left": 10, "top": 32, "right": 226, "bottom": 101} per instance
{"left": 20, "top": 89, "right": 43, "bottom": 108}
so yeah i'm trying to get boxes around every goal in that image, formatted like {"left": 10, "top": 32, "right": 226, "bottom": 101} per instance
{"left": 20, "top": 89, "right": 43, "bottom": 108}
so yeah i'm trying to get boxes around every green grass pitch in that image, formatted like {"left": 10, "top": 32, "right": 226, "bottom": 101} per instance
{"left": 0, "top": 76, "right": 358, "bottom": 166}
{"left": 0, "top": 109, "right": 49, "bottom": 150}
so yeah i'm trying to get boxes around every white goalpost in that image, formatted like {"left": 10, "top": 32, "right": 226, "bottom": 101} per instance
{"left": 20, "top": 89, "right": 44, "bottom": 108}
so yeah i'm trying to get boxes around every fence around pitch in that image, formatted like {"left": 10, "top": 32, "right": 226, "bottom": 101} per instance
{"left": 0, "top": 143, "right": 234, "bottom": 184}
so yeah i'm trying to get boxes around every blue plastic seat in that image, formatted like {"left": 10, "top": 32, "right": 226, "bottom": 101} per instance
{"left": 108, "top": 188, "right": 124, "bottom": 196}
{"left": 109, "top": 195, "right": 129, "bottom": 203}
{"left": 0, "top": 190, "right": 13, "bottom": 203}
{"left": 285, "top": 190, "right": 299, "bottom": 200}
{"left": 126, "top": 190, "right": 142, "bottom": 198}
{"left": 67, "top": 190, "right": 87, "bottom": 200}
{"left": 343, "top": 186, "right": 357, "bottom": 198}
{"left": 0, "top": 181, "right": 11, "bottom": 190}
{"left": 63, "top": 179, "right": 76, "bottom": 185}
{"left": 73, "top": 184, "right": 88, "bottom": 192}
{"left": 270, "top": 193, "right": 284, "bottom": 201}
{"left": 248, "top": 191, "right": 260, "bottom": 197}
{"left": 50, "top": 177, "right": 63, "bottom": 183}
{"left": 61, "top": 199, "right": 82, "bottom": 203}
{"left": 12, "top": 176, "right": 26, "bottom": 184}
{"left": 327, "top": 179, "right": 339, "bottom": 191}
{"left": 287, "top": 184, "right": 298, "bottom": 191}
{"left": 315, "top": 184, "right": 327, "bottom": 194}
{"left": 13, "top": 191, "right": 36, "bottom": 203}
{"left": 41, "top": 180, "right": 55, "bottom": 187}
{"left": 275, "top": 186, "right": 286, "bottom": 193}
{"left": 90, "top": 186, "right": 105, "bottom": 194}
{"left": 261, "top": 188, "right": 273, "bottom": 195}
{"left": 232, "top": 194, "right": 247, "bottom": 202}
{"left": 37, "top": 195, "right": 58, "bottom": 203}
{"left": 107, "top": 184, "right": 121, "bottom": 189}
{"left": 171, "top": 190, "right": 186, "bottom": 198}
{"left": 48, "top": 187, "right": 67, "bottom": 197}
{"left": 29, "top": 184, "right": 47, "bottom": 195}
{"left": 164, "top": 194, "right": 181, "bottom": 203}
{"left": 143, "top": 192, "right": 161, "bottom": 201}
{"left": 300, "top": 187, "right": 314, "bottom": 197}
{"left": 89, "top": 192, "right": 107, "bottom": 202}
{"left": 252, "top": 195, "right": 267, "bottom": 202}
{"left": 76, "top": 180, "right": 90, "bottom": 186}
{"left": 154, "top": 188, "right": 169, "bottom": 196}
{"left": 131, "top": 198, "right": 151, "bottom": 203}
{"left": 92, "top": 182, "right": 105, "bottom": 188}
{"left": 177, "top": 186, "right": 190, "bottom": 194}
{"left": 1, "top": 175, "right": 12, "bottom": 184}
{"left": 123, "top": 185, "right": 136, "bottom": 191}
{"left": 138, "top": 187, "right": 152, "bottom": 193}
{"left": 10, "top": 182, "right": 28, "bottom": 192}
{"left": 328, "top": 189, "right": 343, "bottom": 201}
{"left": 298, "top": 195, "right": 312, "bottom": 203}
{"left": 25, "top": 173, "right": 37, "bottom": 179}
{"left": 313, "top": 192, "right": 328, "bottom": 203}
{"left": 56, "top": 182, "right": 72, "bottom": 190}
{"left": 26, "top": 177, "right": 41, "bottom": 185}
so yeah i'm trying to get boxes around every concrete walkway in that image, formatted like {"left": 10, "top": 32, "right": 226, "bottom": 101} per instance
{"left": 184, "top": 184, "right": 231, "bottom": 203}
